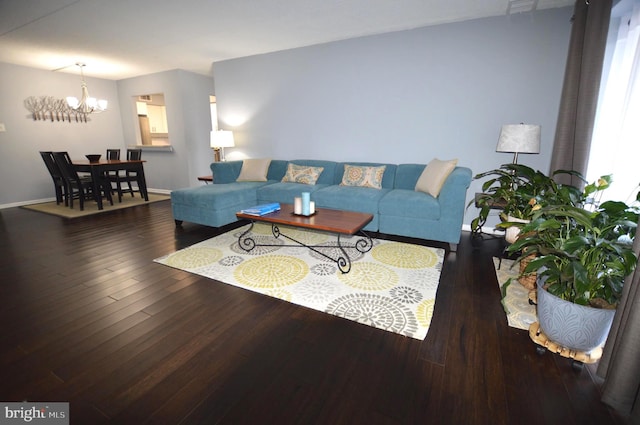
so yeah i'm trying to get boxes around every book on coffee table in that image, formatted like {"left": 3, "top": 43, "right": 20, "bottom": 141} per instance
{"left": 240, "top": 203, "right": 281, "bottom": 216}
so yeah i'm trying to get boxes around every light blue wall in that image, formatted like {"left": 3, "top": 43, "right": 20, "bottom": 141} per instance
{"left": 0, "top": 65, "right": 214, "bottom": 206}
{"left": 213, "top": 7, "right": 574, "bottom": 226}
{"left": 0, "top": 62, "right": 124, "bottom": 205}
{"left": 0, "top": 7, "right": 573, "bottom": 223}
{"left": 117, "top": 70, "right": 215, "bottom": 190}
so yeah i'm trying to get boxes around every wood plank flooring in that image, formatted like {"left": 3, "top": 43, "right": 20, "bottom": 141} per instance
{"left": 0, "top": 200, "right": 627, "bottom": 424}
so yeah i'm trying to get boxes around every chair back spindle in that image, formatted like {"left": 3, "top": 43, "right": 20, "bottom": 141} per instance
{"left": 106, "top": 149, "right": 121, "bottom": 160}
{"left": 127, "top": 149, "right": 142, "bottom": 161}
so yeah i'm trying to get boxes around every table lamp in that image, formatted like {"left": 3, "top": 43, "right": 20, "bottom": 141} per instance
{"left": 210, "top": 130, "right": 235, "bottom": 162}
{"left": 496, "top": 123, "right": 541, "bottom": 164}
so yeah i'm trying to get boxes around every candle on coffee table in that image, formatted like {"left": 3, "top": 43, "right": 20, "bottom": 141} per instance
{"left": 301, "top": 192, "right": 310, "bottom": 215}
{"left": 294, "top": 197, "right": 302, "bottom": 215}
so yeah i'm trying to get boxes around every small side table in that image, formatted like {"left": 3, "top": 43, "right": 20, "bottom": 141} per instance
{"left": 474, "top": 192, "right": 506, "bottom": 209}
{"left": 198, "top": 175, "right": 213, "bottom": 184}
{"left": 471, "top": 192, "right": 507, "bottom": 247}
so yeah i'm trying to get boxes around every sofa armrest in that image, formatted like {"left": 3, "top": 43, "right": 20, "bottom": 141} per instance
{"left": 437, "top": 167, "right": 472, "bottom": 218}
{"left": 210, "top": 161, "right": 244, "bottom": 184}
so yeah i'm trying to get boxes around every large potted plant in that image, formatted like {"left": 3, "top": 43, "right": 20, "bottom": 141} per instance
{"left": 507, "top": 183, "right": 639, "bottom": 353}
{"left": 470, "top": 164, "right": 586, "bottom": 288}
{"left": 470, "top": 163, "right": 583, "bottom": 239}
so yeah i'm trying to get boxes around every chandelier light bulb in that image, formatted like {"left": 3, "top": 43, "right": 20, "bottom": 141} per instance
{"left": 66, "top": 96, "right": 79, "bottom": 109}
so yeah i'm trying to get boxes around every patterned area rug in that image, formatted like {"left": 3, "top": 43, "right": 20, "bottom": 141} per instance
{"left": 155, "top": 223, "right": 445, "bottom": 340}
{"left": 493, "top": 257, "right": 537, "bottom": 330}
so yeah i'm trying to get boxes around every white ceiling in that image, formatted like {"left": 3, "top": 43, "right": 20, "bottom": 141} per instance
{"left": 0, "top": 0, "right": 574, "bottom": 80}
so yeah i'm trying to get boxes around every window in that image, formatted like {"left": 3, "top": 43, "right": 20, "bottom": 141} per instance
{"left": 133, "top": 93, "right": 170, "bottom": 147}
{"left": 210, "top": 95, "right": 218, "bottom": 131}
{"left": 588, "top": 2, "right": 640, "bottom": 204}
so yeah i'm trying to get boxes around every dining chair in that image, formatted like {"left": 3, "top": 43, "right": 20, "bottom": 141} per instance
{"left": 117, "top": 148, "right": 143, "bottom": 200}
{"left": 39, "top": 151, "right": 67, "bottom": 205}
{"left": 106, "top": 148, "right": 122, "bottom": 200}
{"left": 52, "top": 152, "right": 113, "bottom": 210}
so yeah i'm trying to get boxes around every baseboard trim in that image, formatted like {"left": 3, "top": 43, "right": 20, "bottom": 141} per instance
{"left": 0, "top": 188, "right": 170, "bottom": 210}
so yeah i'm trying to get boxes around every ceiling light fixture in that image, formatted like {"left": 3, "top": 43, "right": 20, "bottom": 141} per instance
{"left": 506, "top": 0, "right": 539, "bottom": 15}
{"left": 66, "top": 63, "right": 107, "bottom": 116}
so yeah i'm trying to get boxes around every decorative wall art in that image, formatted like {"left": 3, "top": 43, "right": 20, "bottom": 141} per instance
{"left": 24, "top": 96, "right": 92, "bottom": 123}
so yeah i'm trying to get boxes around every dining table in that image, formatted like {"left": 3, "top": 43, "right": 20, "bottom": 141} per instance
{"left": 72, "top": 159, "right": 149, "bottom": 210}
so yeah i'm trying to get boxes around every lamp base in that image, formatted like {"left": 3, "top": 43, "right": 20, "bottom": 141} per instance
{"left": 213, "top": 148, "right": 221, "bottom": 162}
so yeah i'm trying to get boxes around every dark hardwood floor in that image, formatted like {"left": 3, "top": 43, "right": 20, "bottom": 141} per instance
{"left": 0, "top": 200, "right": 626, "bottom": 424}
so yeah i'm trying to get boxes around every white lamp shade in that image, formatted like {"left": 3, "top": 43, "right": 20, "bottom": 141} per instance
{"left": 210, "top": 130, "right": 235, "bottom": 148}
{"left": 496, "top": 124, "right": 541, "bottom": 154}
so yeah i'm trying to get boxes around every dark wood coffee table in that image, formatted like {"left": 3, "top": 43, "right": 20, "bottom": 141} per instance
{"left": 236, "top": 203, "right": 373, "bottom": 273}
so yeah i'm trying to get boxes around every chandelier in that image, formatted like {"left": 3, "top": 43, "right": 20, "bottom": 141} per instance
{"left": 66, "top": 63, "right": 107, "bottom": 115}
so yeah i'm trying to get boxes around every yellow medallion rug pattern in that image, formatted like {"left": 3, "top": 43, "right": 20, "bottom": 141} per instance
{"left": 155, "top": 223, "right": 445, "bottom": 340}
{"left": 493, "top": 257, "right": 537, "bottom": 330}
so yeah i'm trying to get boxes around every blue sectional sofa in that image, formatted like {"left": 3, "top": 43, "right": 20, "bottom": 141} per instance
{"left": 171, "top": 159, "right": 472, "bottom": 251}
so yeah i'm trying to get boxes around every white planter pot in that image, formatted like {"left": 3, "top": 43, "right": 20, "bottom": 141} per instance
{"left": 537, "top": 283, "right": 615, "bottom": 353}
{"left": 505, "top": 216, "right": 529, "bottom": 244}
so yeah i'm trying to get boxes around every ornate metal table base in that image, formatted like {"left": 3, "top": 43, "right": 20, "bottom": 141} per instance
{"left": 238, "top": 222, "right": 373, "bottom": 273}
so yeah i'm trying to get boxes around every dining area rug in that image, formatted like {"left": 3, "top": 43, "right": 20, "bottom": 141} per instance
{"left": 154, "top": 223, "right": 445, "bottom": 340}
{"left": 21, "top": 193, "right": 170, "bottom": 218}
{"left": 493, "top": 257, "right": 537, "bottom": 330}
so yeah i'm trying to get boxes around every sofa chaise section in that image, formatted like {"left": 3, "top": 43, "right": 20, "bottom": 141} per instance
{"left": 171, "top": 160, "right": 288, "bottom": 228}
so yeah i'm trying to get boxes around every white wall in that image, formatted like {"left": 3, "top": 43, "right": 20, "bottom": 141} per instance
{"left": 213, "top": 7, "right": 574, "bottom": 226}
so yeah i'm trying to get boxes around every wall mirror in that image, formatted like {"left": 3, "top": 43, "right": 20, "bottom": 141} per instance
{"left": 133, "top": 94, "right": 170, "bottom": 146}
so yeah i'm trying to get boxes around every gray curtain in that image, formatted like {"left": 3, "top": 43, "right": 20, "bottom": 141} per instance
{"left": 549, "top": 1, "right": 640, "bottom": 418}
{"left": 550, "top": 0, "right": 640, "bottom": 418}
{"left": 598, "top": 218, "right": 640, "bottom": 421}
{"left": 549, "top": 0, "right": 611, "bottom": 187}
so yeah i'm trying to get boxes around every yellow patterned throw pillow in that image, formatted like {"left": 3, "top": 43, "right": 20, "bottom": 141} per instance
{"left": 415, "top": 158, "right": 458, "bottom": 197}
{"left": 281, "top": 163, "right": 324, "bottom": 185}
{"left": 340, "top": 164, "right": 386, "bottom": 189}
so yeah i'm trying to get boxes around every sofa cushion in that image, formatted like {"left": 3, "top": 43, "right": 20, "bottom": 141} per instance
{"left": 171, "top": 182, "right": 265, "bottom": 209}
{"left": 257, "top": 182, "right": 329, "bottom": 204}
{"left": 379, "top": 189, "right": 441, "bottom": 220}
{"left": 236, "top": 158, "right": 271, "bottom": 182}
{"left": 288, "top": 160, "right": 338, "bottom": 184}
{"left": 334, "top": 162, "right": 396, "bottom": 188}
{"left": 340, "top": 164, "right": 386, "bottom": 189}
{"left": 415, "top": 158, "right": 458, "bottom": 197}
{"left": 281, "top": 163, "right": 324, "bottom": 184}
{"left": 313, "top": 185, "right": 390, "bottom": 213}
